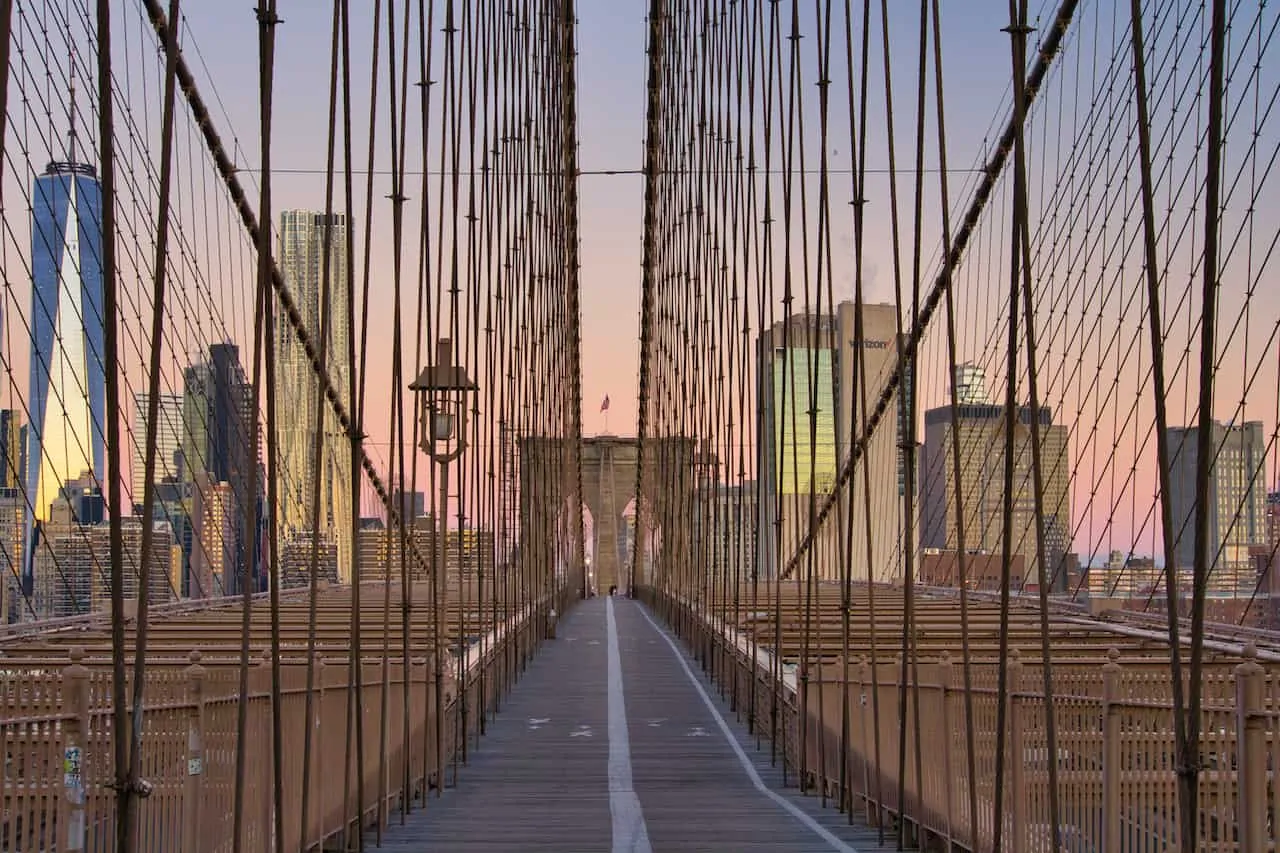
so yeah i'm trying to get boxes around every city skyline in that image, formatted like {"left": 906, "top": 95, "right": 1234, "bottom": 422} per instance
{"left": 0, "top": 5, "right": 1275, "bottom": 616}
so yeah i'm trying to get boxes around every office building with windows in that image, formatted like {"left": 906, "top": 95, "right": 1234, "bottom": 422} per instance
{"left": 921, "top": 401, "right": 1072, "bottom": 590}
{"left": 1166, "top": 421, "right": 1269, "bottom": 597}
{"left": 27, "top": 150, "right": 105, "bottom": 536}
{"left": 132, "top": 392, "right": 185, "bottom": 501}
{"left": 25, "top": 137, "right": 106, "bottom": 612}
{"left": 183, "top": 343, "right": 257, "bottom": 593}
{"left": 275, "top": 210, "right": 353, "bottom": 582}
{"left": 756, "top": 301, "right": 904, "bottom": 581}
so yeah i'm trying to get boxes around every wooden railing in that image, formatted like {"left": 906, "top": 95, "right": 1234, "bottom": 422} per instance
{"left": 647, "top": 584, "right": 1280, "bottom": 853}
{"left": 0, "top": 589, "right": 554, "bottom": 852}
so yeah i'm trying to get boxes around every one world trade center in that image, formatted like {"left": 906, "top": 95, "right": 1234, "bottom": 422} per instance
{"left": 23, "top": 119, "right": 106, "bottom": 592}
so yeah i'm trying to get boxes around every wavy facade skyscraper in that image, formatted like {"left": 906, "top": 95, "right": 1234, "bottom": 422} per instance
{"left": 25, "top": 153, "right": 106, "bottom": 592}
{"left": 275, "top": 210, "right": 351, "bottom": 583}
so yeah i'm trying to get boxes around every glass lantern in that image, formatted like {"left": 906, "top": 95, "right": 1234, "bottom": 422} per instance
{"left": 410, "top": 338, "right": 477, "bottom": 463}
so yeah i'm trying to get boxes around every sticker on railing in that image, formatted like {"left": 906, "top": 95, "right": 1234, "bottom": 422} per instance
{"left": 64, "top": 745, "right": 84, "bottom": 803}
{"left": 188, "top": 757, "right": 204, "bottom": 776}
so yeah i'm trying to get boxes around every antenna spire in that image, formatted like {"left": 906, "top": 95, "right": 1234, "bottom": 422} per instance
{"left": 67, "top": 79, "right": 77, "bottom": 163}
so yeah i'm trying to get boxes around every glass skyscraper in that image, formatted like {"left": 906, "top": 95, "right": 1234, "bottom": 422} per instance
{"left": 26, "top": 157, "right": 106, "bottom": 583}
{"left": 755, "top": 302, "right": 903, "bottom": 582}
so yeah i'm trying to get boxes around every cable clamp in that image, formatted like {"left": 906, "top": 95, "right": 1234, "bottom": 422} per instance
{"left": 254, "top": 6, "right": 282, "bottom": 26}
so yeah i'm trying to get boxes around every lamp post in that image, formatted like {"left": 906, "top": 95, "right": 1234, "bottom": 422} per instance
{"left": 410, "top": 338, "right": 476, "bottom": 797}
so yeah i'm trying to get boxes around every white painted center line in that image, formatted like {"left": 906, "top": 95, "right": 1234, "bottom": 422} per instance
{"left": 607, "top": 596, "right": 652, "bottom": 853}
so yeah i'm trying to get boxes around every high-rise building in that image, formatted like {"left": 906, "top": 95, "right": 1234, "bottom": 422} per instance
{"left": 190, "top": 472, "right": 234, "bottom": 598}
{"left": 698, "top": 481, "right": 758, "bottom": 582}
{"left": 1267, "top": 490, "right": 1279, "bottom": 549}
{"left": 182, "top": 360, "right": 214, "bottom": 482}
{"left": 0, "top": 411, "right": 27, "bottom": 622}
{"left": 87, "top": 518, "right": 176, "bottom": 612}
{"left": 183, "top": 344, "right": 257, "bottom": 594}
{"left": 32, "top": 520, "right": 93, "bottom": 618}
{"left": 279, "top": 531, "right": 339, "bottom": 589}
{"left": 30, "top": 471, "right": 103, "bottom": 618}
{"left": 132, "top": 392, "right": 184, "bottom": 502}
{"left": 0, "top": 410, "right": 27, "bottom": 491}
{"left": 756, "top": 302, "right": 904, "bottom": 582}
{"left": 921, "top": 402, "right": 1072, "bottom": 589}
{"left": 32, "top": 512, "right": 176, "bottom": 620}
{"left": 26, "top": 149, "right": 106, "bottom": 599}
{"left": 276, "top": 210, "right": 352, "bottom": 582}
{"left": 1166, "top": 421, "right": 1269, "bottom": 596}
{"left": 392, "top": 488, "right": 426, "bottom": 525}
{"left": 0, "top": 487, "right": 25, "bottom": 622}
{"left": 953, "top": 362, "right": 988, "bottom": 405}
{"left": 358, "top": 516, "right": 438, "bottom": 585}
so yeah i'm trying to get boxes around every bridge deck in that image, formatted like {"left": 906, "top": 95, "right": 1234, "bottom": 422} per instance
{"left": 379, "top": 595, "right": 895, "bottom": 852}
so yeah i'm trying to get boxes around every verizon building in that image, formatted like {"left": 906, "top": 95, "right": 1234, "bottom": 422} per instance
{"left": 756, "top": 301, "right": 906, "bottom": 582}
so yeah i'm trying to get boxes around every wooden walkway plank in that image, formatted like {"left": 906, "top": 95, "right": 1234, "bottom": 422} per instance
{"left": 376, "top": 596, "right": 900, "bottom": 852}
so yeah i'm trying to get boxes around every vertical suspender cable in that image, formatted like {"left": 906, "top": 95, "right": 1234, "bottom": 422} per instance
{"left": 126, "top": 1, "right": 182, "bottom": 849}
{"left": 843, "top": 0, "right": 887, "bottom": 836}
{"left": 560, "top": 0, "right": 585, "bottom": 610}
{"left": 928, "top": 0, "right": 979, "bottom": 841}
{"left": 409, "top": 0, "right": 437, "bottom": 798}
{"left": 344, "top": 0, "right": 383, "bottom": 844}
{"left": 300, "top": 0, "right": 344, "bottom": 841}
{"left": 1006, "top": 0, "right": 1064, "bottom": 846}
{"left": 249, "top": 2, "right": 288, "bottom": 850}
{"left": 98, "top": 0, "right": 129, "bottom": 844}
{"left": 901, "top": 1, "right": 932, "bottom": 837}
{"left": 633, "top": 0, "right": 665, "bottom": 620}
{"left": 1186, "top": 2, "right": 1228, "bottom": 849}
{"left": 1127, "top": 7, "right": 1195, "bottom": 851}
{"left": 0, "top": 0, "right": 11, "bottom": 204}
{"left": 872, "top": 0, "right": 912, "bottom": 839}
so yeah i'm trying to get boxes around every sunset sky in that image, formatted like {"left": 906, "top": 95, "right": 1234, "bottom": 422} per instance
{"left": 163, "top": 3, "right": 1280, "bottom": 562}
{"left": 176, "top": 1, "right": 1024, "bottom": 440}
{"left": 4, "top": 1, "right": 1274, "bottom": 569}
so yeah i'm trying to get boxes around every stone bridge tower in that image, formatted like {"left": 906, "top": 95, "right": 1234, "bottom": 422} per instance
{"left": 518, "top": 436, "right": 695, "bottom": 595}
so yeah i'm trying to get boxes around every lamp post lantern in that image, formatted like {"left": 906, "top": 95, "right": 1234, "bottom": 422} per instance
{"left": 411, "top": 338, "right": 477, "bottom": 462}
{"left": 409, "top": 338, "right": 477, "bottom": 796}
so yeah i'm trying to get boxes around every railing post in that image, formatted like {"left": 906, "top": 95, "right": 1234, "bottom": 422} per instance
{"left": 257, "top": 648, "right": 273, "bottom": 847}
{"left": 938, "top": 651, "right": 954, "bottom": 848}
{"left": 61, "top": 647, "right": 89, "bottom": 852}
{"left": 315, "top": 655, "right": 327, "bottom": 841}
{"left": 1101, "top": 648, "right": 1122, "bottom": 853}
{"left": 858, "top": 655, "right": 874, "bottom": 826}
{"left": 1008, "top": 649, "right": 1025, "bottom": 849}
{"left": 1235, "top": 642, "right": 1265, "bottom": 850}
{"left": 183, "top": 650, "right": 207, "bottom": 853}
